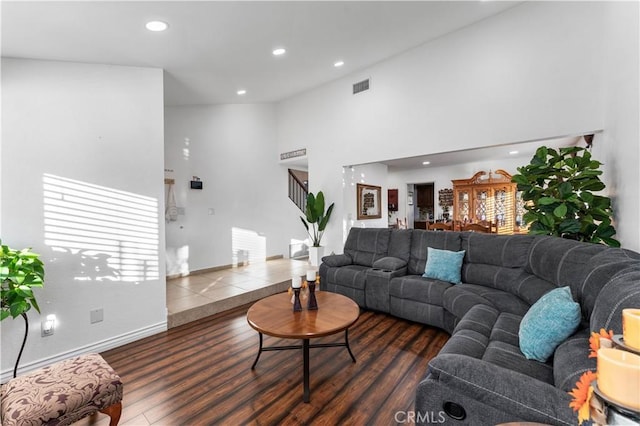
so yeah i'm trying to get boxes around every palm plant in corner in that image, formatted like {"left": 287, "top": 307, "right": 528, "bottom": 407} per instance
{"left": 0, "top": 240, "right": 45, "bottom": 377}
{"left": 300, "top": 191, "right": 335, "bottom": 266}
{"left": 511, "top": 146, "right": 619, "bottom": 247}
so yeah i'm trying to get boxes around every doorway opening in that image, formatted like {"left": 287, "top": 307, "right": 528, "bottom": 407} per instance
{"left": 412, "top": 183, "right": 434, "bottom": 229}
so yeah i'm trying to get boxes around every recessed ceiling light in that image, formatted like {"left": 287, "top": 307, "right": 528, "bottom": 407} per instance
{"left": 237, "top": 89, "right": 247, "bottom": 95}
{"left": 509, "top": 150, "right": 519, "bottom": 155}
{"left": 422, "top": 161, "right": 431, "bottom": 165}
{"left": 145, "top": 21, "right": 168, "bottom": 32}
{"left": 272, "top": 48, "right": 286, "bottom": 56}
{"left": 334, "top": 61, "right": 345, "bottom": 68}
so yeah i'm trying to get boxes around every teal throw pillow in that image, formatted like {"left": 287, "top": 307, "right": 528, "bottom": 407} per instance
{"left": 422, "top": 247, "right": 465, "bottom": 284}
{"left": 519, "top": 287, "right": 581, "bottom": 362}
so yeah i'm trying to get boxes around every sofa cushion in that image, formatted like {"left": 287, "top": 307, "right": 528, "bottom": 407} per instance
{"left": 322, "top": 253, "right": 352, "bottom": 267}
{"left": 441, "top": 306, "right": 554, "bottom": 384}
{"left": 590, "top": 266, "right": 640, "bottom": 333}
{"left": 462, "top": 233, "right": 534, "bottom": 268}
{"left": 452, "top": 304, "right": 498, "bottom": 337}
{"left": 519, "top": 287, "right": 581, "bottom": 362}
{"left": 580, "top": 249, "right": 640, "bottom": 321}
{"left": 489, "top": 312, "right": 522, "bottom": 347}
{"left": 483, "top": 340, "right": 554, "bottom": 384}
{"left": 443, "top": 283, "right": 531, "bottom": 321}
{"left": 460, "top": 264, "right": 556, "bottom": 306}
{"left": 344, "top": 228, "right": 391, "bottom": 267}
{"left": 552, "top": 329, "right": 595, "bottom": 392}
{"left": 423, "top": 248, "right": 465, "bottom": 284}
{"left": 372, "top": 256, "right": 407, "bottom": 271}
{"left": 408, "top": 230, "right": 462, "bottom": 275}
{"left": 323, "top": 264, "right": 368, "bottom": 290}
{"left": 390, "top": 276, "right": 451, "bottom": 307}
{"left": 526, "top": 236, "right": 606, "bottom": 317}
{"left": 388, "top": 229, "right": 413, "bottom": 261}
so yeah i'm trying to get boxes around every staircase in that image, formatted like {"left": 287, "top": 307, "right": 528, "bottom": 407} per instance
{"left": 288, "top": 169, "right": 308, "bottom": 212}
{"left": 288, "top": 169, "right": 309, "bottom": 259}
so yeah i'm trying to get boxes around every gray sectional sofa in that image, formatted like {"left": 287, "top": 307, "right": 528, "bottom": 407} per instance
{"left": 319, "top": 228, "right": 640, "bottom": 425}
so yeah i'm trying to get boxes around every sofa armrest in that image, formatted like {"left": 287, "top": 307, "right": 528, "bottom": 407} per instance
{"left": 420, "top": 353, "right": 575, "bottom": 425}
{"left": 372, "top": 256, "right": 407, "bottom": 272}
{"left": 321, "top": 253, "right": 353, "bottom": 267}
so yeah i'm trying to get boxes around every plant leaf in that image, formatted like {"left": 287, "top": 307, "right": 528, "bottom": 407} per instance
{"left": 553, "top": 204, "right": 568, "bottom": 218}
{"left": 538, "top": 197, "right": 558, "bottom": 206}
{"left": 314, "top": 192, "right": 326, "bottom": 220}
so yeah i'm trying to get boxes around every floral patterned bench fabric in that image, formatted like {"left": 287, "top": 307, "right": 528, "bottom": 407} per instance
{"left": 0, "top": 353, "right": 123, "bottom": 426}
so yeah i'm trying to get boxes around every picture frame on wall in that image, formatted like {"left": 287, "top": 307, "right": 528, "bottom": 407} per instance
{"left": 357, "top": 183, "right": 382, "bottom": 220}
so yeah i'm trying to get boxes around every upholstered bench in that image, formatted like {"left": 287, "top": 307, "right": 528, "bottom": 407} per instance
{"left": 0, "top": 353, "right": 123, "bottom": 426}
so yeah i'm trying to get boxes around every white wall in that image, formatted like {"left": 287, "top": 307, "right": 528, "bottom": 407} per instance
{"left": 278, "top": 2, "right": 640, "bottom": 253}
{"left": 596, "top": 1, "right": 640, "bottom": 251}
{"left": 342, "top": 163, "right": 389, "bottom": 241}
{"left": 0, "top": 59, "right": 166, "bottom": 380}
{"left": 164, "top": 104, "right": 305, "bottom": 274}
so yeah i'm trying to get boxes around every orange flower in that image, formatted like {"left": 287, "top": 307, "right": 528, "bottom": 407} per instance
{"left": 569, "top": 371, "right": 597, "bottom": 424}
{"left": 588, "top": 329, "right": 614, "bottom": 358}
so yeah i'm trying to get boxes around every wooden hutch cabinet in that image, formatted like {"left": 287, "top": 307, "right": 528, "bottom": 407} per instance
{"left": 452, "top": 169, "right": 525, "bottom": 235}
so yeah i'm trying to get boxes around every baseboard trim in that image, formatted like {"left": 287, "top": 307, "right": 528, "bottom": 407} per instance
{"left": 166, "top": 255, "right": 285, "bottom": 280}
{"left": 167, "top": 281, "right": 290, "bottom": 328}
{"left": 1, "top": 321, "right": 167, "bottom": 383}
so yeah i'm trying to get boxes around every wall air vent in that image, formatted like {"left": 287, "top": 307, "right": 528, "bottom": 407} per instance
{"left": 352, "top": 78, "right": 370, "bottom": 95}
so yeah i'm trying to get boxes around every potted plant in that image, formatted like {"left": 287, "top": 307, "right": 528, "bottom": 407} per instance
{"left": 1, "top": 240, "right": 45, "bottom": 377}
{"left": 511, "top": 146, "right": 619, "bottom": 247}
{"left": 300, "top": 191, "right": 334, "bottom": 266}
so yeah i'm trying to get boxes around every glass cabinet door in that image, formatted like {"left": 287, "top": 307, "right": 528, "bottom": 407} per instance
{"left": 474, "top": 189, "right": 489, "bottom": 222}
{"left": 494, "top": 188, "right": 508, "bottom": 227}
{"left": 457, "top": 190, "right": 470, "bottom": 222}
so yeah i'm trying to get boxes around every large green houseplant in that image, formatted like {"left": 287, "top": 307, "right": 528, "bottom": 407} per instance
{"left": 300, "top": 191, "right": 334, "bottom": 265}
{"left": 1, "top": 240, "right": 45, "bottom": 377}
{"left": 511, "top": 146, "right": 619, "bottom": 247}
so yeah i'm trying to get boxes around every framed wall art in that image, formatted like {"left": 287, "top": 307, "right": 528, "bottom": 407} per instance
{"left": 357, "top": 183, "right": 382, "bottom": 220}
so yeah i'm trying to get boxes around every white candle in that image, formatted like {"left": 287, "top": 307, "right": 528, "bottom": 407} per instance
{"left": 597, "top": 347, "right": 640, "bottom": 410}
{"left": 623, "top": 308, "right": 640, "bottom": 350}
{"left": 292, "top": 276, "right": 302, "bottom": 288}
{"left": 307, "top": 270, "right": 316, "bottom": 282}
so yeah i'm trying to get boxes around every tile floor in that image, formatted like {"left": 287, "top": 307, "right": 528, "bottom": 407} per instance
{"left": 166, "top": 257, "right": 312, "bottom": 328}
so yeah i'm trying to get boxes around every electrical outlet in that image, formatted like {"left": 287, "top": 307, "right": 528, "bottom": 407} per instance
{"left": 41, "top": 315, "right": 55, "bottom": 337}
{"left": 90, "top": 308, "right": 104, "bottom": 324}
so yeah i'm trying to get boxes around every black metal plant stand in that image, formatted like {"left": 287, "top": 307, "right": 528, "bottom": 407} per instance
{"left": 14, "top": 313, "right": 29, "bottom": 378}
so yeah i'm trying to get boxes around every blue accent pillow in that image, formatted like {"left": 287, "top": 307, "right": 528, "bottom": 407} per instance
{"left": 519, "top": 287, "right": 581, "bottom": 362}
{"left": 422, "top": 247, "right": 465, "bottom": 284}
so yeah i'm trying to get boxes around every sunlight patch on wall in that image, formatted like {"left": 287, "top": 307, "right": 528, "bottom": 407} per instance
{"left": 43, "top": 174, "right": 159, "bottom": 283}
{"left": 289, "top": 238, "right": 308, "bottom": 259}
{"left": 232, "top": 227, "right": 266, "bottom": 266}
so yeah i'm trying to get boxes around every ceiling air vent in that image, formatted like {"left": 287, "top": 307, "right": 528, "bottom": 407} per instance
{"left": 352, "top": 78, "right": 370, "bottom": 95}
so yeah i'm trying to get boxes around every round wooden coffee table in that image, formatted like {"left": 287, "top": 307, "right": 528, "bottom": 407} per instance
{"left": 246, "top": 291, "right": 360, "bottom": 403}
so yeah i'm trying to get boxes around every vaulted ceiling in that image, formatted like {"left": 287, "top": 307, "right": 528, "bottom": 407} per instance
{"left": 2, "top": 1, "right": 520, "bottom": 106}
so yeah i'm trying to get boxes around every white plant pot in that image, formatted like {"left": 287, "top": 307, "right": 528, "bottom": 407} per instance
{"left": 309, "top": 246, "right": 324, "bottom": 266}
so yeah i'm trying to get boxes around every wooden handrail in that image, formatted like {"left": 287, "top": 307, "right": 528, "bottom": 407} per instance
{"left": 288, "top": 169, "right": 306, "bottom": 189}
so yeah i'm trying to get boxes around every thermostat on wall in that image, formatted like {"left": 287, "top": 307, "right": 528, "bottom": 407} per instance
{"left": 190, "top": 180, "right": 203, "bottom": 190}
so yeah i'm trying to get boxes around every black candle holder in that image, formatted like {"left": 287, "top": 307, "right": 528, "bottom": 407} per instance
{"left": 293, "top": 288, "right": 302, "bottom": 312}
{"left": 307, "top": 281, "right": 318, "bottom": 310}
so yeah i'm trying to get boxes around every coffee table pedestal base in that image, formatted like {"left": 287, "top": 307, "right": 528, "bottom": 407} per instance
{"left": 250, "top": 330, "right": 356, "bottom": 403}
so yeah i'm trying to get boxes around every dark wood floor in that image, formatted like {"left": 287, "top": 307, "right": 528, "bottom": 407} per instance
{"left": 78, "top": 301, "right": 449, "bottom": 426}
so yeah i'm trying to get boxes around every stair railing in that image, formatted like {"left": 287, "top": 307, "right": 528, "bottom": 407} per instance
{"left": 288, "top": 169, "right": 308, "bottom": 212}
